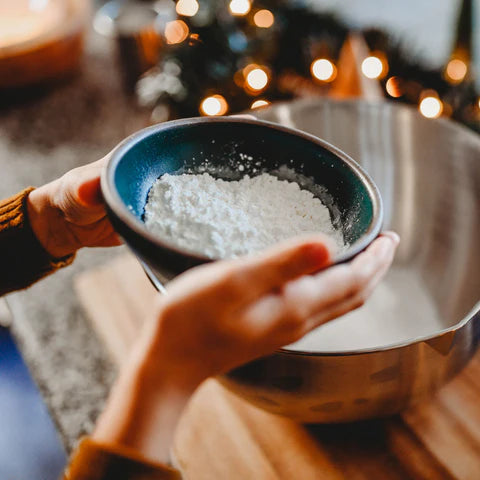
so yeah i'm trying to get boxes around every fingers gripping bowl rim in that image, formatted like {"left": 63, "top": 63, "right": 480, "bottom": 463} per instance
{"left": 101, "top": 116, "right": 383, "bottom": 268}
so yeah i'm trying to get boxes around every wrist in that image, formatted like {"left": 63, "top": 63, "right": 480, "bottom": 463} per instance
{"left": 134, "top": 303, "right": 212, "bottom": 394}
{"left": 135, "top": 332, "right": 206, "bottom": 399}
{"left": 93, "top": 343, "right": 199, "bottom": 463}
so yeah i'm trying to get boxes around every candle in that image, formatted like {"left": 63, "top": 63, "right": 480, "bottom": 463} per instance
{"left": 0, "top": 0, "right": 67, "bottom": 49}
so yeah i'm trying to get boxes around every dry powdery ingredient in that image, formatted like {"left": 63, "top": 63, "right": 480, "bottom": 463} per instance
{"left": 144, "top": 172, "right": 345, "bottom": 259}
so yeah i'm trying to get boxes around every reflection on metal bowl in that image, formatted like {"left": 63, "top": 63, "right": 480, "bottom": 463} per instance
{"left": 219, "top": 99, "right": 480, "bottom": 422}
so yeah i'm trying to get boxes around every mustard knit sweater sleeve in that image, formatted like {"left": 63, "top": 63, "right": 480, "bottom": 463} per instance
{"left": 0, "top": 188, "right": 74, "bottom": 295}
{"left": 0, "top": 189, "right": 182, "bottom": 479}
{"left": 64, "top": 438, "right": 182, "bottom": 480}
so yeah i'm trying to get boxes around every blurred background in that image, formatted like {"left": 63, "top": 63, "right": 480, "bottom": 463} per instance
{"left": 1, "top": 0, "right": 479, "bottom": 126}
{"left": 0, "top": 1, "right": 479, "bottom": 479}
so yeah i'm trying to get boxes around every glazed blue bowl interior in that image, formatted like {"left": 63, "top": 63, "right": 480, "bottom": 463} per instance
{"left": 103, "top": 118, "right": 382, "bottom": 280}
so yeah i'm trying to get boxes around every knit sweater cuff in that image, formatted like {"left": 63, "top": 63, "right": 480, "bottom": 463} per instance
{"left": 63, "top": 437, "right": 182, "bottom": 480}
{"left": 0, "top": 188, "right": 75, "bottom": 295}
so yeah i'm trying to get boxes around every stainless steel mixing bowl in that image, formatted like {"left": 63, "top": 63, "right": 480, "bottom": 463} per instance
{"left": 218, "top": 99, "right": 480, "bottom": 422}
{"left": 142, "top": 99, "right": 480, "bottom": 422}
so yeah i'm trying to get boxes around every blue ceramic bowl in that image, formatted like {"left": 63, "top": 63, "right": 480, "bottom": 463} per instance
{"left": 101, "top": 117, "right": 383, "bottom": 281}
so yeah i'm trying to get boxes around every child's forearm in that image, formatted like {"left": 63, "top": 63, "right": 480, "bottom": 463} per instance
{"left": 92, "top": 314, "right": 204, "bottom": 464}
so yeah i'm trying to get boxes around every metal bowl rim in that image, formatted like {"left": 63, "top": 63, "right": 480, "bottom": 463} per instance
{"left": 270, "top": 97, "right": 480, "bottom": 146}
{"left": 279, "top": 303, "right": 480, "bottom": 357}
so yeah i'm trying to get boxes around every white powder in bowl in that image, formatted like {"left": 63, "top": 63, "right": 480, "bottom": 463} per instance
{"left": 144, "top": 172, "right": 345, "bottom": 259}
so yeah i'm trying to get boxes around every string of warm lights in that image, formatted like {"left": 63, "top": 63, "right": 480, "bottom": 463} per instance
{"left": 253, "top": 9, "right": 274, "bottom": 28}
{"left": 136, "top": 1, "right": 479, "bottom": 130}
{"left": 175, "top": 0, "right": 199, "bottom": 17}
{"left": 445, "top": 58, "right": 468, "bottom": 84}
{"left": 361, "top": 54, "right": 387, "bottom": 79}
{"left": 229, "top": 0, "right": 251, "bottom": 16}
{"left": 200, "top": 94, "right": 229, "bottom": 116}
{"left": 164, "top": 19, "right": 189, "bottom": 44}
{"left": 311, "top": 58, "right": 336, "bottom": 83}
{"left": 251, "top": 99, "right": 270, "bottom": 109}
{"left": 419, "top": 94, "right": 443, "bottom": 119}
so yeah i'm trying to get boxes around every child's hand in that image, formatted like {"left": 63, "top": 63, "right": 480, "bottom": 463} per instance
{"left": 144, "top": 232, "right": 399, "bottom": 386}
{"left": 26, "top": 156, "right": 121, "bottom": 258}
{"left": 93, "top": 233, "right": 398, "bottom": 461}
{"left": 93, "top": 233, "right": 399, "bottom": 462}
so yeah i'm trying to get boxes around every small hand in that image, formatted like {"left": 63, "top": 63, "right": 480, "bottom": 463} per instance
{"left": 93, "top": 233, "right": 399, "bottom": 462}
{"left": 147, "top": 232, "right": 400, "bottom": 385}
{"left": 27, "top": 157, "right": 122, "bottom": 258}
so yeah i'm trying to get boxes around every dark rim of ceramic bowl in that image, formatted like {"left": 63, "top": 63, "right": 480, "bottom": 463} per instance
{"left": 102, "top": 116, "right": 383, "bottom": 266}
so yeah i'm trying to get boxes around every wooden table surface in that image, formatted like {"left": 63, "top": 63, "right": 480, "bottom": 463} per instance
{"left": 75, "top": 253, "right": 480, "bottom": 480}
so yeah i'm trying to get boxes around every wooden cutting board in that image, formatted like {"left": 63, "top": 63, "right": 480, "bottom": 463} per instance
{"left": 75, "top": 253, "right": 480, "bottom": 480}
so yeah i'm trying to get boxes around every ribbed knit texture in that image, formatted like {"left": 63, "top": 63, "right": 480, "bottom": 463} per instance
{"left": 63, "top": 437, "right": 182, "bottom": 480}
{"left": 0, "top": 188, "right": 74, "bottom": 295}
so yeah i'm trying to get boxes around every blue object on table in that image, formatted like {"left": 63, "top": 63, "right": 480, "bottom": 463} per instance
{"left": 0, "top": 327, "right": 66, "bottom": 480}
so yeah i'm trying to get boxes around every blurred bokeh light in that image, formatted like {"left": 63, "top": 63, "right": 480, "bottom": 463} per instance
{"left": 310, "top": 58, "right": 337, "bottom": 82}
{"left": 200, "top": 94, "right": 228, "bottom": 115}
